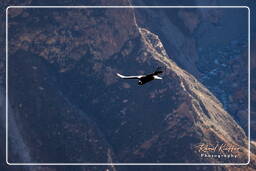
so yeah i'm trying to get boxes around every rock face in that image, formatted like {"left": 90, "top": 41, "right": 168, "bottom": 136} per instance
{"left": 2, "top": 1, "right": 256, "bottom": 171}
{"left": 131, "top": 0, "right": 250, "bottom": 137}
{"left": 137, "top": 28, "right": 251, "bottom": 164}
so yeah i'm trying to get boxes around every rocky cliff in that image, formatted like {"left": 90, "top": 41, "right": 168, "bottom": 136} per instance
{"left": 131, "top": 0, "right": 250, "bottom": 137}
{"left": 1, "top": 0, "right": 256, "bottom": 171}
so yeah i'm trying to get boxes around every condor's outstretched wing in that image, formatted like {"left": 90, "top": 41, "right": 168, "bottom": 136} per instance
{"left": 116, "top": 73, "right": 144, "bottom": 79}
{"left": 153, "top": 66, "right": 164, "bottom": 75}
{"left": 153, "top": 75, "right": 163, "bottom": 80}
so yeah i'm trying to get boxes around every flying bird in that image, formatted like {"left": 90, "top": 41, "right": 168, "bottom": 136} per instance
{"left": 117, "top": 67, "right": 163, "bottom": 85}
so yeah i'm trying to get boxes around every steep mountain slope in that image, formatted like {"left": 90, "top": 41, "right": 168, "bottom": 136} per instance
{"left": 3, "top": 1, "right": 256, "bottom": 171}
{"left": 131, "top": 0, "right": 249, "bottom": 136}
{"left": 120, "top": 27, "right": 251, "bottom": 163}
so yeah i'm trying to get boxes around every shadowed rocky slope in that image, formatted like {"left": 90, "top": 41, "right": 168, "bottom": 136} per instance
{"left": 132, "top": 0, "right": 250, "bottom": 137}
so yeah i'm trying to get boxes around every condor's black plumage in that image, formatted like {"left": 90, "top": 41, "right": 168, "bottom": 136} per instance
{"left": 117, "top": 67, "right": 163, "bottom": 85}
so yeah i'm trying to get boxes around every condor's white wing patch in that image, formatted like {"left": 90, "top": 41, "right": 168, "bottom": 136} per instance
{"left": 153, "top": 75, "right": 163, "bottom": 80}
{"left": 117, "top": 73, "right": 144, "bottom": 79}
